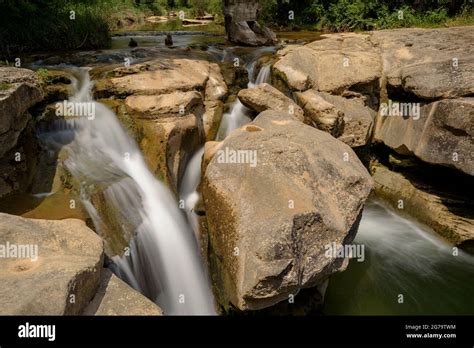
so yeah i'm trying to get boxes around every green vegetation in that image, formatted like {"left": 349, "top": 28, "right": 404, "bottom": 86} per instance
{"left": 0, "top": 0, "right": 224, "bottom": 57}
{"left": 36, "top": 68, "right": 50, "bottom": 83}
{"left": 0, "top": 82, "right": 11, "bottom": 91}
{"left": 0, "top": 0, "right": 472, "bottom": 57}
{"left": 260, "top": 0, "right": 473, "bottom": 31}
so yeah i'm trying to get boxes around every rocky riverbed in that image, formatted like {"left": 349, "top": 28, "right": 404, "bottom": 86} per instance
{"left": 0, "top": 25, "right": 472, "bottom": 315}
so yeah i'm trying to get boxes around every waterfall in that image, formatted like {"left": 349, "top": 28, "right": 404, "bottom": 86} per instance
{"left": 179, "top": 147, "right": 205, "bottom": 238}
{"left": 249, "top": 63, "right": 271, "bottom": 88}
{"left": 59, "top": 68, "right": 216, "bottom": 315}
{"left": 218, "top": 61, "right": 273, "bottom": 139}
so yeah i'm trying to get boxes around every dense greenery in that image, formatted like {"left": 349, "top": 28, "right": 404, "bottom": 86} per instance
{"left": 260, "top": 0, "right": 473, "bottom": 31}
{"left": 0, "top": 0, "right": 472, "bottom": 57}
{"left": 0, "top": 0, "right": 222, "bottom": 57}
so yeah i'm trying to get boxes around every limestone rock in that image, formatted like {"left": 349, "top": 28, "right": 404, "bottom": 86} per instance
{"left": 295, "top": 90, "right": 345, "bottom": 137}
{"left": 374, "top": 98, "right": 474, "bottom": 176}
{"left": 84, "top": 269, "right": 163, "bottom": 315}
{"left": 202, "top": 110, "right": 373, "bottom": 310}
{"left": 274, "top": 33, "right": 381, "bottom": 92}
{"left": 238, "top": 83, "right": 304, "bottom": 122}
{"left": 371, "top": 27, "right": 474, "bottom": 100}
{"left": 0, "top": 68, "right": 42, "bottom": 158}
{"left": 371, "top": 162, "right": 474, "bottom": 253}
{"left": 125, "top": 91, "right": 203, "bottom": 118}
{"left": 203, "top": 100, "right": 224, "bottom": 141}
{"left": 0, "top": 214, "right": 104, "bottom": 315}
{"left": 0, "top": 68, "right": 43, "bottom": 198}
{"left": 95, "top": 59, "right": 228, "bottom": 191}
{"left": 95, "top": 59, "right": 212, "bottom": 97}
{"left": 314, "top": 92, "right": 375, "bottom": 147}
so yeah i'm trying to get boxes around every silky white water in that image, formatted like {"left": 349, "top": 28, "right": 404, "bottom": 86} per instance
{"left": 59, "top": 68, "right": 215, "bottom": 315}
{"left": 218, "top": 61, "right": 272, "bottom": 139}
{"left": 324, "top": 199, "right": 474, "bottom": 315}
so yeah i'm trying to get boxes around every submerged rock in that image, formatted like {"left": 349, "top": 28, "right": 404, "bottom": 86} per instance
{"left": 202, "top": 110, "right": 373, "bottom": 311}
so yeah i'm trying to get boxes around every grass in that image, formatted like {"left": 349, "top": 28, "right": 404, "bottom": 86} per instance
{"left": 0, "top": 82, "right": 12, "bottom": 91}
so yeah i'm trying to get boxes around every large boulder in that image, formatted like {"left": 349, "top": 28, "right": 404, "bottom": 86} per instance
{"left": 0, "top": 214, "right": 104, "bottom": 315}
{"left": 374, "top": 98, "right": 474, "bottom": 176}
{"left": 238, "top": 83, "right": 304, "bottom": 122}
{"left": 370, "top": 27, "right": 474, "bottom": 100}
{"left": 273, "top": 27, "right": 473, "bottom": 100}
{"left": 273, "top": 33, "right": 381, "bottom": 93}
{"left": 202, "top": 110, "right": 373, "bottom": 310}
{"left": 224, "top": 0, "right": 276, "bottom": 46}
{"left": 95, "top": 59, "right": 227, "bottom": 191}
{"left": 0, "top": 68, "right": 43, "bottom": 198}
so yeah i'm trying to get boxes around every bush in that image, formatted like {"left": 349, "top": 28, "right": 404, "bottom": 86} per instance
{"left": 259, "top": 0, "right": 473, "bottom": 31}
{"left": 0, "top": 0, "right": 113, "bottom": 56}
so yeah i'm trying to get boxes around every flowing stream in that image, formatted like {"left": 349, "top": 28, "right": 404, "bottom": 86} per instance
{"left": 324, "top": 199, "right": 474, "bottom": 315}
{"left": 48, "top": 68, "right": 215, "bottom": 315}
{"left": 25, "top": 39, "right": 473, "bottom": 317}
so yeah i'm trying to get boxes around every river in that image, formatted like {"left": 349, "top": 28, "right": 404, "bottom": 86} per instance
{"left": 2, "top": 32, "right": 472, "bottom": 316}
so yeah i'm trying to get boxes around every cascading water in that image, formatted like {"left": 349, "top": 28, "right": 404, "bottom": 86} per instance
{"left": 180, "top": 147, "right": 205, "bottom": 238}
{"left": 51, "top": 68, "right": 215, "bottom": 315}
{"left": 218, "top": 60, "right": 273, "bottom": 139}
{"left": 181, "top": 53, "right": 275, "bottom": 239}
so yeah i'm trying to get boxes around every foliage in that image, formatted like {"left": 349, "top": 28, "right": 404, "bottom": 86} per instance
{"left": 259, "top": 0, "right": 473, "bottom": 31}
{"left": 36, "top": 68, "right": 50, "bottom": 83}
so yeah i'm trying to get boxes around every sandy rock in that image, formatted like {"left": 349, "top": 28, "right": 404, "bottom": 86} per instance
{"left": 374, "top": 98, "right": 474, "bottom": 176}
{"left": 238, "top": 83, "right": 304, "bottom": 122}
{"left": 84, "top": 269, "right": 163, "bottom": 315}
{"left": 0, "top": 214, "right": 103, "bottom": 315}
{"left": 203, "top": 110, "right": 373, "bottom": 311}
{"left": 295, "top": 89, "right": 345, "bottom": 137}
{"left": 274, "top": 33, "right": 381, "bottom": 92}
